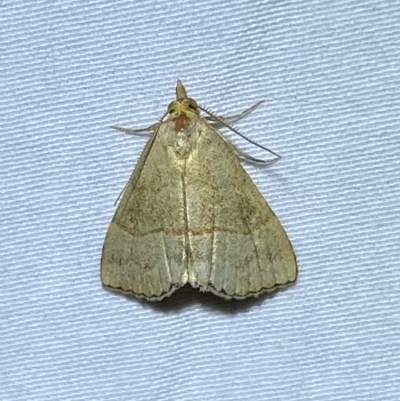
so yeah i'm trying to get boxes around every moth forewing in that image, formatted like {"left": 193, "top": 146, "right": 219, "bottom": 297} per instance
{"left": 101, "top": 80, "right": 297, "bottom": 301}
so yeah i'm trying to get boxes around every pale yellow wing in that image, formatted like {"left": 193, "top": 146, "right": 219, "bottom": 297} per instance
{"left": 185, "top": 121, "right": 297, "bottom": 299}
{"left": 101, "top": 124, "right": 188, "bottom": 301}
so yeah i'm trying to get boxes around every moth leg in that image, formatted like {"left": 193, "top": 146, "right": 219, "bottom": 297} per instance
{"left": 205, "top": 100, "right": 264, "bottom": 127}
{"left": 111, "top": 122, "right": 160, "bottom": 136}
{"left": 223, "top": 136, "right": 281, "bottom": 165}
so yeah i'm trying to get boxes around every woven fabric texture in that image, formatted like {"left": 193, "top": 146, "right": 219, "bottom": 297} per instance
{"left": 1, "top": 1, "right": 399, "bottom": 400}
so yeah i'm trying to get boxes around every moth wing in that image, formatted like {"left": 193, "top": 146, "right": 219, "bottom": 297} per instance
{"left": 101, "top": 125, "right": 188, "bottom": 301}
{"left": 186, "top": 123, "right": 297, "bottom": 299}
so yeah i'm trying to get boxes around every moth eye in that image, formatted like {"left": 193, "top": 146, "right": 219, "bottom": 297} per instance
{"left": 167, "top": 101, "right": 177, "bottom": 114}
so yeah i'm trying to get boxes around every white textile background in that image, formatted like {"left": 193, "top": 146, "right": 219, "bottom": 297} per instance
{"left": 1, "top": 1, "right": 399, "bottom": 400}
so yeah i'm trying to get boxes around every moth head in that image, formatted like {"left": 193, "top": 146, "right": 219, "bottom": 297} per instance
{"left": 167, "top": 97, "right": 198, "bottom": 116}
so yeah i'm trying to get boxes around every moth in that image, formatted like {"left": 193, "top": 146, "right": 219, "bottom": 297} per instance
{"left": 101, "top": 80, "right": 297, "bottom": 301}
